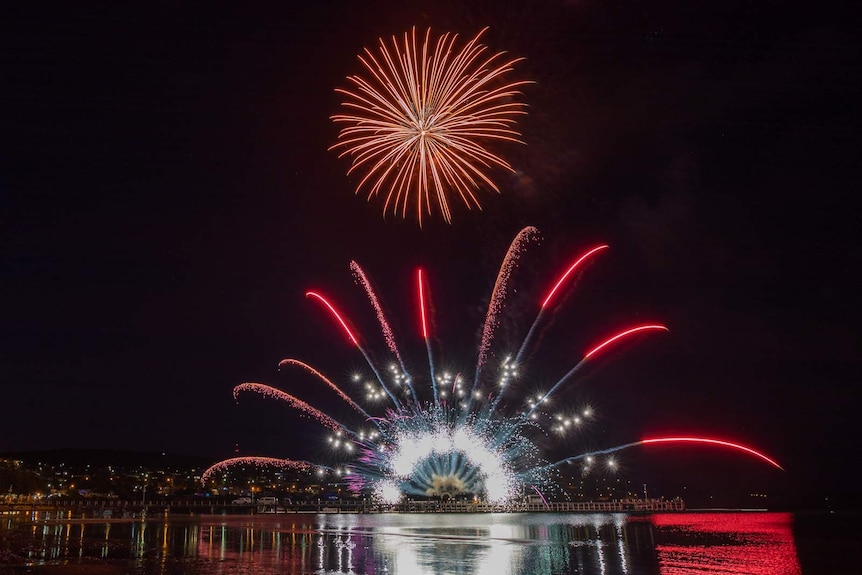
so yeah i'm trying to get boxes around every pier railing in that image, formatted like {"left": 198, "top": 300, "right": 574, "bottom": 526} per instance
{"left": 1, "top": 496, "right": 684, "bottom": 516}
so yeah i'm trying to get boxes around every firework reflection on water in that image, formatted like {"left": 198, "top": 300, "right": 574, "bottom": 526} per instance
{"left": 1, "top": 511, "right": 807, "bottom": 574}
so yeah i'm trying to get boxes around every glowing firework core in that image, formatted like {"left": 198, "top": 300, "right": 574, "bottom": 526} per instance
{"left": 387, "top": 425, "right": 515, "bottom": 503}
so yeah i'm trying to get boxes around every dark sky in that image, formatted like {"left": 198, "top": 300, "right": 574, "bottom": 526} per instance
{"left": 1, "top": 1, "right": 858, "bottom": 507}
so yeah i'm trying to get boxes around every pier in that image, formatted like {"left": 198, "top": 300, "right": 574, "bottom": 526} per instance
{"left": 1, "top": 497, "right": 684, "bottom": 517}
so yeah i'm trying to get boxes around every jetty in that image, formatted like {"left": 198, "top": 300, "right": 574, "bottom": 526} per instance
{"left": 1, "top": 496, "right": 684, "bottom": 517}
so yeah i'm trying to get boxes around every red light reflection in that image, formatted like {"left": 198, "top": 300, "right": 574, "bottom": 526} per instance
{"left": 646, "top": 512, "right": 802, "bottom": 575}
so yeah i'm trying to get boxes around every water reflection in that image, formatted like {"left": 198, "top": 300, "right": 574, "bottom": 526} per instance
{"left": 1, "top": 511, "right": 803, "bottom": 574}
{"left": 648, "top": 513, "right": 802, "bottom": 575}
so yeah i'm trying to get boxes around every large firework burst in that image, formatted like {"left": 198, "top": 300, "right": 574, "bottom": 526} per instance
{"left": 330, "top": 27, "right": 531, "bottom": 226}
{"left": 203, "top": 228, "right": 782, "bottom": 504}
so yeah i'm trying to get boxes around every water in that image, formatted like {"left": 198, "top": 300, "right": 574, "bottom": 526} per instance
{"left": 0, "top": 511, "right": 855, "bottom": 574}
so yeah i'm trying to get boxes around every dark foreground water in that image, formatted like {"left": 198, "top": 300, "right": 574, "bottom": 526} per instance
{"left": 0, "top": 510, "right": 856, "bottom": 574}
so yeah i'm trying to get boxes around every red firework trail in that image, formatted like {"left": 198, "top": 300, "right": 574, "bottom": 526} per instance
{"left": 307, "top": 291, "right": 400, "bottom": 407}
{"left": 417, "top": 268, "right": 429, "bottom": 339}
{"left": 541, "top": 244, "right": 610, "bottom": 309}
{"left": 306, "top": 291, "right": 359, "bottom": 346}
{"left": 552, "top": 436, "right": 783, "bottom": 471}
{"left": 515, "top": 243, "right": 609, "bottom": 364}
{"left": 531, "top": 486, "right": 550, "bottom": 510}
{"left": 584, "top": 324, "right": 669, "bottom": 360}
{"left": 641, "top": 436, "right": 784, "bottom": 470}
{"left": 526, "top": 324, "right": 668, "bottom": 417}
{"left": 417, "top": 268, "right": 439, "bottom": 404}
{"left": 278, "top": 358, "right": 370, "bottom": 418}
{"left": 233, "top": 382, "right": 344, "bottom": 432}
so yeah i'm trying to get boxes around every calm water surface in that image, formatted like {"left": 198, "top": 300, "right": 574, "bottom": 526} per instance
{"left": 1, "top": 511, "right": 853, "bottom": 574}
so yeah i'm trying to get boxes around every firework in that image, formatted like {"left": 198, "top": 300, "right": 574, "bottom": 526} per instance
{"left": 515, "top": 244, "right": 608, "bottom": 364}
{"left": 201, "top": 457, "right": 318, "bottom": 485}
{"left": 350, "top": 261, "right": 407, "bottom": 372}
{"left": 473, "top": 225, "right": 539, "bottom": 389}
{"left": 551, "top": 437, "right": 784, "bottom": 471}
{"left": 278, "top": 358, "right": 371, "bottom": 418}
{"left": 330, "top": 27, "right": 531, "bottom": 225}
{"left": 233, "top": 382, "right": 345, "bottom": 432}
{"left": 306, "top": 290, "right": 400, "bottom": 407}
{"left": 203, "top": 228, "right": 782, "bottom": 504}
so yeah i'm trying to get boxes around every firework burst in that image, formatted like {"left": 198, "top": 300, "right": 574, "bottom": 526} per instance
{"left": 330, "top": 27, "right": 531, "bottom": 226}
{"left": 203, "top": 228, "right": 782, "bottom": 503}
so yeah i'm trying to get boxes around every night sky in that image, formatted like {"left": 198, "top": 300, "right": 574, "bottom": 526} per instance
{"left": 2, "top": 1, "right": 858, "bottom": 508}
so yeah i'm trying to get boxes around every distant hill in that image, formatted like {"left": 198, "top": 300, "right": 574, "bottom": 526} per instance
{"left": 0, "top": 449, "right": 215, "bottom": 470}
